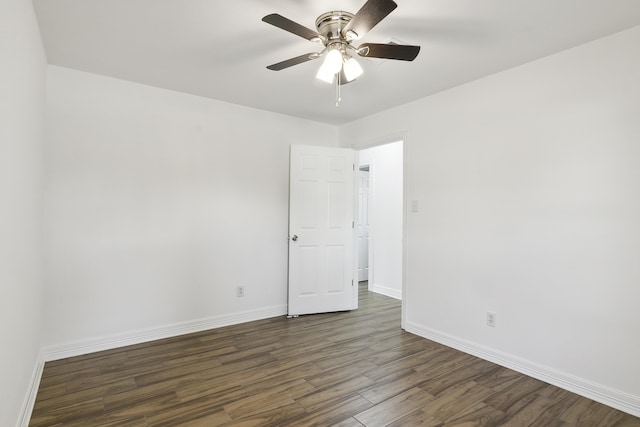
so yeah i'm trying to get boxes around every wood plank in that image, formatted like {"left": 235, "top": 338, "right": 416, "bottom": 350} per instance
{"left": 354, "top": 387, "right": 435, "bottom": 426}
{"left": 418, "top": 380, "right": 496, "bottom": 422}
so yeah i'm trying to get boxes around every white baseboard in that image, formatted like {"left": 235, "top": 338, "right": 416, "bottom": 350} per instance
{"left": 370, "top": 283, "right": 402, "bottom": 300}
{"left": 404, "top": 321, "right": 640, "bottom": 418}
{"left": 17, "top": 354, "right": 44, "bottom": 427}
{"left": 42, "top": 305, "right": 287, "bottom": 361}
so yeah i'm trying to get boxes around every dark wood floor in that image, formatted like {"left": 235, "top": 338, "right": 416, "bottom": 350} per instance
{"left": 31, "top": 284, "right": 640, "bottom": 426}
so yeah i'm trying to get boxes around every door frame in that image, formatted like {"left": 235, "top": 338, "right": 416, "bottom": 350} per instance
{"left": 349, "top": 131, "right": 408, "bottom": 330}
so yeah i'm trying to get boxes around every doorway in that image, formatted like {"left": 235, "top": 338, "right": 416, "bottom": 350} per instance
{"left": 357, "top": 140, "right": 403, "bottom": 300}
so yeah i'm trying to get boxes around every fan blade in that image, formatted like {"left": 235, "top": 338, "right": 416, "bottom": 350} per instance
{"left": 342, "top": 0, "right": 397, "bottom": 40}
{"left": 357, "top": 43, "right": 420, "bottom": 61}
{"left": 262, "top": 14, "right": 326, "bottom": 43}
{"left": 267, "top": 53, "right": 319, "bottom": 71}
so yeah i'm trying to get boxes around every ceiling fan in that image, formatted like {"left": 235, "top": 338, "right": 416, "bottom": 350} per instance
{"left": 262, "top": 0, "right": 420, "bottom": 104}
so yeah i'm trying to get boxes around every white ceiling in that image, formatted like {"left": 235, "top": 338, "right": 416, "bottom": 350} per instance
{"left": 34, "top": 0, "right": 640, "bottom": 125}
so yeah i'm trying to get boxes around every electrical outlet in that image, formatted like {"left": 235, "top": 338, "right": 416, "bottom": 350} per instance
{"left": 236, "top": 286, "right": 245, "bottom": 298}
{"left": 487, "top": 311, "right": 496, "bottom": 327}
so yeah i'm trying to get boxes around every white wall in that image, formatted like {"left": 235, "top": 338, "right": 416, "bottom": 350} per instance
{"left": 359, "top": 142, "right": 403, "bottom": 299}
{"left": 43, "top": 66, "right": 338, "bottom": 355}
{"left": 340, "top": 26, "right": 640, "bottom": 415}
{"left": 0, "top": 1, "right": 47, "bottom": 426}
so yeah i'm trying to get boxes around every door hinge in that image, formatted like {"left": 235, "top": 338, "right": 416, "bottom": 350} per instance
{"left": 352, "top": 280, "right": 354, "bottom": 286}
{"left": 352, "top": 221, "right": 355, "bottom": 228}
{"left": 353, "top": 163, "right": 355, "bottom": 171}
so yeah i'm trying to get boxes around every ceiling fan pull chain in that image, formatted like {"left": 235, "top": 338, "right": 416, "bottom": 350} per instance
{"left": 335, "top": 72, "right": 342, "bottom": 107}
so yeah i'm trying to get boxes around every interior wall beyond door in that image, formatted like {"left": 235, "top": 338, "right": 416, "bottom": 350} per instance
{"left": 358, "top": 141, "right": 403, "bottom": 299}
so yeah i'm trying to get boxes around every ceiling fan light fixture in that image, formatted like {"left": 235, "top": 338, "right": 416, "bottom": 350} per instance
{"left": 315, "top": 48, "right": 343, "bottom": 84}
{"left": 343, "top": 56, "right": 363, "bottom": 82}
{"left": 316, "top": 65, "right": 335, "bottom": 84}
{"left": 324, "top": 48, "right": 344, "bottom": 74}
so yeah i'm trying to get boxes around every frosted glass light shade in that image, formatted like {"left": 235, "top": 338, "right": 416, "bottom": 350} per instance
{"left": 343, "top": 57, "right": 363, "bottom": 81}
{"left": 316, "top": 64, "right": 335, "bottom": 83}
{"left": 316, "top": 48, "right": 343, "bottom": 84}
{"left": 324, "top": 49, "right": 343, "bottom": 73}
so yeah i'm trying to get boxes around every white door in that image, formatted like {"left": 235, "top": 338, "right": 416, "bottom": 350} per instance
{"left": 357, "top": 169, "right": 370, "bottom": 282}
{"left": 288, "top": 145, "right": 357, "bottom": 316}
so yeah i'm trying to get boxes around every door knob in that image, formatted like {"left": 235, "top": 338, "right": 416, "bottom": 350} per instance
{"left": 291, "top": 235, "right": 298, "bottom": 242}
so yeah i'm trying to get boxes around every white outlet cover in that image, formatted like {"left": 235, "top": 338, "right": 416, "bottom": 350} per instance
{"left": 487, "top": 312, "right": 496, "bottom": 327}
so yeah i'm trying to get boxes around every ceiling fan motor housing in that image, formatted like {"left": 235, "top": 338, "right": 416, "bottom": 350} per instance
{"left": 315, "top": 11, "right": 354, "bottom": 43}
